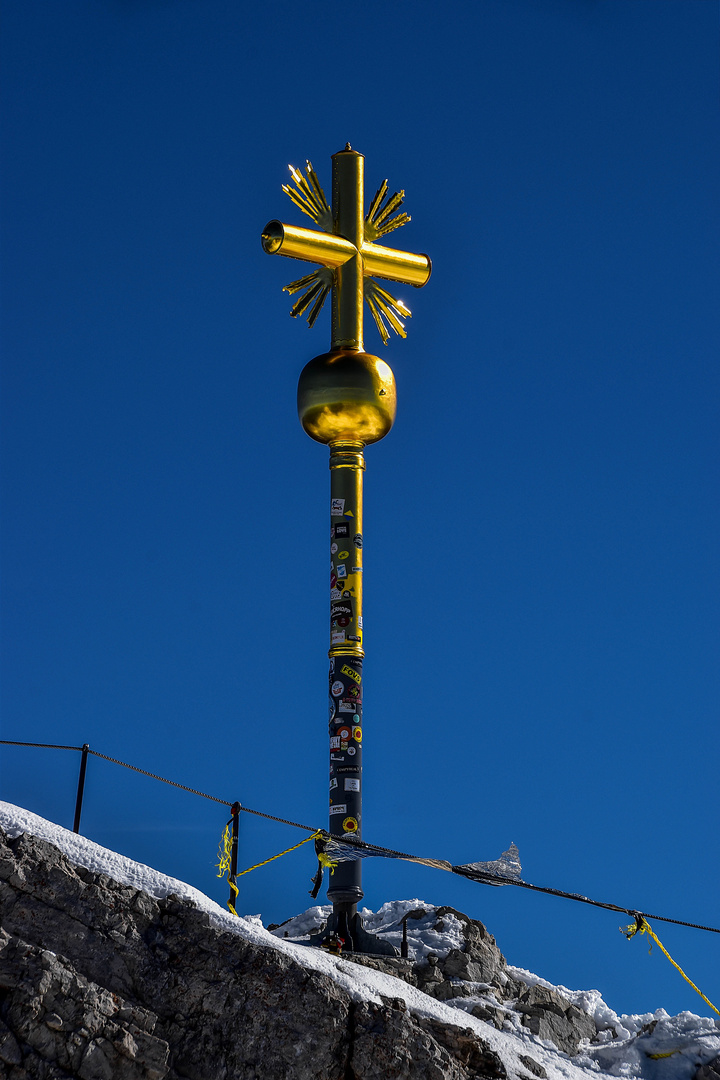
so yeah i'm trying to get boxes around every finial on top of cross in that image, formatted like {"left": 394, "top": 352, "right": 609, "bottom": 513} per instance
{"left": 261, "top": 147, "right": 431, "bottom": 350}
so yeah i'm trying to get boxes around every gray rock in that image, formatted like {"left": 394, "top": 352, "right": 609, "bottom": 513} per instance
{"left": 519, "top": 1053, "right": 548, "bottom": 1077}
{"left": 0, "top": 827, "right": 509, "bottom": 1080}
{"left": 516, "top": 984, "right": 597, "bottom": 1055}
{"left": 470, "top": 1003, "right": 506, "bottom": 1030}
{"left": 695, "top": 1055, "right": 720, "bottom": 1080}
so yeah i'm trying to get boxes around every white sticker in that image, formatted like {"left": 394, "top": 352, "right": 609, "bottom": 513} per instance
{"left": 330, "top": 736, "right": 340, "bottom": 749}
{"left": 329, "top": 804, "right": 347, "bottom": 815}
{"left": 331, "top": 498, "right": 345, "bottom": 516}
{"left": 330, "top": 587, "right": 342, "bottom": 600}
{"left": 331, "top": 680, "right": 344, "bottom": 697}
{"left": 331, "top": 543, "right": 338, "bottom": 554}
{"left": 347, "top": 746, "right": 356, "bottom": 756}
{"left": 331, "top": 630, "right": 346, "bottom": 644}
{"left": 330, "top": 777, "right": 338, "bottom": 789}
{"left": 358, "top": 616, "right": 363, "bottom": 629}
{"left": 336, "top": 564, "right": 347, "bottom": 579}
{"left": 344, "top": 778, "right": 360, "bottom": 792}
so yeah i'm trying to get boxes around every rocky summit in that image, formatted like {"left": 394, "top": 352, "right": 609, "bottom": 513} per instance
{"left": 0, "top": 823, "right": 718, "bottom": 1080}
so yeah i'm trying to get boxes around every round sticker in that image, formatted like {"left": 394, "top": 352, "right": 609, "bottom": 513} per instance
{"left": 331, "top": 680, "right": 344, "bottom": 697}
{"left": 331, "top": 543, "right": 338, "bottom": 554}
{"left": 352, "top": 726, "right": 362, "bottom": 741}
{"left": 347, "top": 746, "right": 356, "bottom": 756}
{"left": 343, "top": 817, "right": 358, "bottom": 833}
{"left": 337, "top": 726, "right": 351, "bottom": 740}
{"left": 338, "top": 550, "right": 349, "bottom": 560}
{"left": 337, "top": 616, "right": 349, "bottom": 627}
{"left": 353, "top": 533, "right": 363, "bottom": 548}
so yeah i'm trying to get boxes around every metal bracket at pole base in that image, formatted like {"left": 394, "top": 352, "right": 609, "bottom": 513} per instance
{"left": 309, "top": 903, "right": 398, "bottom": 957}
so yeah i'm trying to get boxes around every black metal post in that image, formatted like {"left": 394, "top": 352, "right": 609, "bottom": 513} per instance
{"left": 73, "top": 743, "right": 90, "bottom": 834}
{"left": 401, "top": 915, "right": 409, "bottom": 958}
{"left": 228, "top": 801, "right": 240, "bottom": 912}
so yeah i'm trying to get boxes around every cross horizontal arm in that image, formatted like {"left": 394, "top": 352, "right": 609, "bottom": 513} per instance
{"left": 262, "top": 221, "right": 356, "bottom": 269}
{"left": 360, "top": 242, "right": 431, "bottom": 289}
{"left": 262, "top": 220, "right": 432, "bottom": 289}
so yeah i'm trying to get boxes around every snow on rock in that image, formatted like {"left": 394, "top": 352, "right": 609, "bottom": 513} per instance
{"left": 2, "top": 800, "right": 719, "bottom": 1080}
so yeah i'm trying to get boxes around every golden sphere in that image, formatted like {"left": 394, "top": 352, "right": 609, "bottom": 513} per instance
{"left": 297, "top": 349, "right": 396, "bottom": 445}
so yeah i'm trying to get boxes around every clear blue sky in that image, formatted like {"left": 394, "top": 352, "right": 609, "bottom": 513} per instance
{"left": 2, "top": 1, "right": 718, "bottom": 1020}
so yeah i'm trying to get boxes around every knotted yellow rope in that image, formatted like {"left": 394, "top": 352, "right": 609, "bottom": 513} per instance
{"left": 622, "top": 915, "right": 719, "bottom": 1017}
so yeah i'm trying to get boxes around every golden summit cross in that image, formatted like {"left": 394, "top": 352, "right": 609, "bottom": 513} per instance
{"left": 257, "top": 147, "right": 431, "bottom": 945}
{"left": 261, "top": 144, "right": 431, "bottom": 348}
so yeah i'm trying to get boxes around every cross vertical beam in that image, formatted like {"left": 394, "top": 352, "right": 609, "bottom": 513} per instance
{"left": 332, "top": 148, "right": 365, "bottom": 350}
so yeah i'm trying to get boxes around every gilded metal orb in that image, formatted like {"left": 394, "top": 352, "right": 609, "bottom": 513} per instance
{"left": 297, "top": 349, "right": 396, "bottom": 445}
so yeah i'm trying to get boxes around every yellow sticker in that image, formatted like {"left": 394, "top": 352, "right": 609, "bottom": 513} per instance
{"left": 341, "top": 664, "right": 361, "bottom": 685}
{"left": 352, "top": 726, "right": 362, "bottom": 742}
{"left": 343, "top": 817, "right": 358, "bottom": 833}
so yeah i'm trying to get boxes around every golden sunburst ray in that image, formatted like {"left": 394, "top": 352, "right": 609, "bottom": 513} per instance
{"left": 282, "top": 162, "right": 333, "bottom": 231}
{"left": 283, "top": 267, "right": 333, "bottom": 327}
{"left": 365, "top": 180, "right": 412, "bottom": 241}
{"left": 364, "top": 279, "right": 412, "bottom": 345}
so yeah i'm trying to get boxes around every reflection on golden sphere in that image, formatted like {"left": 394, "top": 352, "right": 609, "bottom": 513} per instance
{"left": 297, "top": 349, "right": 396, "bottom": 445}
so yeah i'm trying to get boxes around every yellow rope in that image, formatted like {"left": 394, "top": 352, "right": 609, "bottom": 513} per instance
{"left": 236, "top": 830, "right": 324, "bottom": 878}
{"left": 216, "top": 822, "right": 232, "bottom": 878}
{"left": 318, "top": 851, "right": 338, "bottom": 875}
{"left": 227, "top": 879, "right": 239, "bottom": 917}
{"left": 623, "top": 916, "right": 720, "bottom": 1017}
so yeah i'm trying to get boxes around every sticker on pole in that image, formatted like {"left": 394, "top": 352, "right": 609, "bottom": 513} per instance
{"left": 342, "top": 817, "right": 358, "bottom": 833}
{"left": 337, "top": 726, "right": 351, "bottom": 741}
{"left": 344, "top": 778, "right": 360, "bottom": 792}
{"left": 331, "top": 499, "right": 345, "bottom": 516}
{"left": 329, "top": 804, "right": 347, "bottom": 815}
{"left": 352, "top": 726, "right": 362, "bottom": 742}
{"left": 340, "top": 664, "right": 361, "bottom": 685}
{"left": 331, "top": 680, "right": 344, "bottom": 697}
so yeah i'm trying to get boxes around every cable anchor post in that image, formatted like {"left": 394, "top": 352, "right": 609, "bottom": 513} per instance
{"left": 73, "top": 744, "right": 90, "bottom": 834}
{"left": 228, "top": 801, "right": 241, "bottom": 914}
{"left": 401, "top": 914, "right": 409, "bottom": 958}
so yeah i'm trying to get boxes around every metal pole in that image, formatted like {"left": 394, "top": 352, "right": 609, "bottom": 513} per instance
{"left": 73, "top": 743, "right": 90, "bottom": 834}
